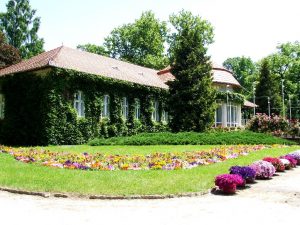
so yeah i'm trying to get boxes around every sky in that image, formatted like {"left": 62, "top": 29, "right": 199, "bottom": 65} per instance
{"left": 1, "top": 0, "right": 300, "bottom": 64}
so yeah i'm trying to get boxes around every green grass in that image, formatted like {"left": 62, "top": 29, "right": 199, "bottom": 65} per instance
{"left": 0, "top": 145, "right": 299, "bottom": 196}
{"left": 88, "top": 131, "right": 295, "bottom": 146}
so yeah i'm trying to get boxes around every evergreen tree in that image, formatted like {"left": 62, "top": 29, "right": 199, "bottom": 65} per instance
{"left": 0, "top": 0, "right": 44, "bottom": 59}
{"left": 0, "top": 31, "right": 21, "bottom": 68}
{"left": 167, "top": 10, "right": 216, "bottom": 132}
{"left": 255, "top": 59, "right": 281, "bottom": 115}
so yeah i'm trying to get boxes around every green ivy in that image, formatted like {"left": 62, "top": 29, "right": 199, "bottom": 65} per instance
{"left": 0, "top": 67, "right": 168, "bottom": 145}
{"left": 216, "top": 91, "right": 245, "bottom": 104}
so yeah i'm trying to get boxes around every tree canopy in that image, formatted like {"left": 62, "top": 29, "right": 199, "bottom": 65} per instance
{"left": 167, "top": 10, "right": 216, "bottom": 132}
{"left": 104, "top": 11, "right": 168, "bottom": 69}
{"left": 0, "top": 0, "right": 44, "bottom": 59}
{"left": 77, "top": 43, "right": 109, "bottom": 56}
{"left": 223, "top": 56, "right": 257, "bottom": 97}
{"left": 0, "top": 31, "right": 21, "bottom": 69}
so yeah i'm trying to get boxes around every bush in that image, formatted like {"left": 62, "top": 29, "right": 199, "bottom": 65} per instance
{"left": 215, "top": 174, "right": 244, "bottom": 194}
{"left": 279, "top": 158, "right": 291, "bottom": 170}
{"left": 88, "top": 130, "right": 296, "bottom": 146}
{"left": 229, "top": 166, "right": 256, "bottom": 183}
{"left": 250, "top": 160, "right": 275, "bottom": 179}
{"left": 280, "top": 156, "right": 297, "bottom": 168}
{"left": 262, "top": 157, "right": 285, "bottom": 172}
{"left": 286, "top": 152, "right": 300, "bottom": 165}
{"left": 247, "top": 113, "right": 289, "bottom": 135}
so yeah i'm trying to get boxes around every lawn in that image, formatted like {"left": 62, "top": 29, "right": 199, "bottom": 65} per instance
{"left": 0, "top": 145, "right": 299, "bottom": 196}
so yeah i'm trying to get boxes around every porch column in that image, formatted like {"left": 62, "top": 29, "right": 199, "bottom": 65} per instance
{"left": 237, "top": 105, "right": 242, "bottom": 127}
{"left": 222, "top": 103, "right": 227, "bottom": 127}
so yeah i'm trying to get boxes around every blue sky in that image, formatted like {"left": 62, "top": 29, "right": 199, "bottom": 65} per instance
{"left": 1, "top": 0, "right": 300, "bottom": 64}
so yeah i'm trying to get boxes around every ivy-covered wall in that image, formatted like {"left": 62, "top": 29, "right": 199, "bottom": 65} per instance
{"left": 0, "top": 67, "right": 168, "bottom": 146}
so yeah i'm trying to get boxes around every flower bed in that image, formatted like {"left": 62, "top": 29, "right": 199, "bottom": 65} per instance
{"left": 215, "top": 174, "right": 244, "bottom": 194}
{"left": 262, "top": 157, "right": 285, "bottom": 172}
{"left": 229, "top": 166, "right": 256, "bottom": 183}
{"left": 0, "top": 145, "right": 267, "bottom": 171}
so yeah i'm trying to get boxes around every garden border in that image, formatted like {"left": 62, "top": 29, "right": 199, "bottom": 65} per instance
{"left": 0, "top": 186, "right": 210, "bottom": 200}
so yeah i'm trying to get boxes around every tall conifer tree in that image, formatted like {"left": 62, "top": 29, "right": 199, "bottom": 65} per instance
{"left": 168, "top": 10, "right": 216, "bottom": 132}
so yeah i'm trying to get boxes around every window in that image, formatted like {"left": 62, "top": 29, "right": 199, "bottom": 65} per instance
{"left": 161, "top": 110, "right": 168, "bottom": 123}
{"left": 134, "top": 98, "right": 140, "bottom": 120}
{"left": 215, "top": 105, "right": 222, "bottom": 126}
{"left": 0, "top": 94, "right": 4, "bottom": 119}
{"left": 152, "top": 100, "right": 159, "bottom": 122}
{"left": 226, "top": 103, "right": 238, "bottom": 127}
{"left": 102, "top": 95, "right": 110, "bottom": 118}
{"left": 74, "top": 91, "right": 85, "bottom": 117}
{"left": 121, "top": 97, "right": 129, "bottom": 120}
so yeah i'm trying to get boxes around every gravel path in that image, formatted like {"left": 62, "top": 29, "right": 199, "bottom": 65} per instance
{"left": 1, "top": 168, "right": 299, "bottom": 225}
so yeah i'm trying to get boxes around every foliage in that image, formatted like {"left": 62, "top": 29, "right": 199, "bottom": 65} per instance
{"left": 255, "top": 59, "right": 281, "bottom": 115}
{"left": 0, "top": 31, "right": 21, "bottom": 68}
{"left": 229, "top": 166, "right": 256, "bottom": 183}
{"left": 246, "top": 113, "right": 289, "bottom": 134}
{"left": 250, "top": 160, "right": 275, "bottom": 179}
{"left": 0, "top": 0, "right": 44, "bottom": 58}
{"left": 167, "top": 10, "right": 216, "bottom": 132}
{"left": 0, "top": 145, "right": 266, "bottom": 171}
{"left": 215, "top": 174, "right": 244, "bottom": 193}
{"left": 0, "top": 145, "right": 297, "bottom": 196}
{"left": 216, "top": 91, "right": 244, "bottom": 104}
{"left": 104, "top": 11, "right": 168, "bottom": 69}
{"left": 262, "top": 157, "right": 285, "bottom": 172}
{"left": 77, "top": 43, "right": 109, "bottom": 56}
{"left": 0, "top": 68, "right": 167, "bottom": 146}
{"left": 88, "top": 131, "right": 295, "bottom": 146}
{"left": 223, "top": 56, "right": 257, "bottom": 97}
{"left": 265, "top": 42, "right": 300, "bottom": 119}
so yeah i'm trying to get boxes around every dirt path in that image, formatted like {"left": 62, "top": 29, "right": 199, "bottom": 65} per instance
{"left": 1, "top": 168, "right": 300, "bottom": 225}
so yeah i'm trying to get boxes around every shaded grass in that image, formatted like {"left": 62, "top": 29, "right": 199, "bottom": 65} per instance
{"left": 0, "top": 145, "right": 299, "bottom": 196}
{"left": 88, "top": 131, "right": 295, "bottom": 146}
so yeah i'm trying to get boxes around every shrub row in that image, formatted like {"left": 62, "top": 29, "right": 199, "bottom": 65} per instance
{"left": 88, "top": 131, "right": 296, "bottom": 146}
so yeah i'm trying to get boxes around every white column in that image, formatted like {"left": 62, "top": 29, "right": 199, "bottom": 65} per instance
{"left": 237, "top": 104, "right": 242, "bottom": 127}
{"left": 222, "top": 102, "right": 227, "bottom": 127}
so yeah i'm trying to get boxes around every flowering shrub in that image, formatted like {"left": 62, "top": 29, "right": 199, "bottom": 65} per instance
{"left": 262, "top": 157, "right": 285, "bottom": 172}
{"left": 279, "top": 158, "right": 291, "bottom": 170}
{"left": 247, "top": 113, "right": 288, "bottom": 135}
{"left": 280, "top": 156, "right": 297, "bottom": 168}
{"left": 250, "top": 160, "right": 276, "bottom": 179}
{"left": 0, "top": 145, "right": 266, "bottom": 171}
{"left": 286, "top": 152, "right": 300, "bottom": 165}
{"left": 215, "top": 174, "right": 244, "bottom": 194}
{"left": 229, "top": 166, "right": 256, "bottom": 183}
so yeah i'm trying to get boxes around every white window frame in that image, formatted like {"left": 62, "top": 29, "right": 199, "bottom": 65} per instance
{"left": 215, "top": 104, "right": 222, "bottom": 127}
{"left": 161, "top": 110, "right": 168, "bottom": 123}
{"left": 226, "top": 103, "right": 238, "bottom": 127}
{"left": 152, "top": 100, "right": 159, "bottom": 122}
{"left": 74, "top": 91, "right": 85, "bottom": 117}
{"left": 134, "top": 98, "right": 140, "bottom": 120}
{"left": 102, "top": 95, "right": 110, "bottom": 118}
{"left": 121, "top": 97, "right": 129, "bottom": 120}
{"left": 0, "top": 94, "right": 4, "bottom": 119}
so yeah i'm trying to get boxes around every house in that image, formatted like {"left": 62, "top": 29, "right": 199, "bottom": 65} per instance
{"left": 0, "top": 46, "right": 253, "bottom": 145}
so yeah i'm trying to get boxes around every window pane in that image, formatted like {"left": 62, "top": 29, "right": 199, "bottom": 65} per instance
{"left": 216, "top": 105, "right": 222, "bottom": 125}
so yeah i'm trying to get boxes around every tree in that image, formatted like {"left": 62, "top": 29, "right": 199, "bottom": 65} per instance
{"left": 167, "top": 10, "right": 216, "bottom": 132}
{"left": 255, "top": 59, "right": 281, "bottom": 115}
{"left": 77, "top": 43, "right": 109, "bottom": 56}
{"left": 104, "top": 11, "right": 168, "bottom": 69}
{"left": 0, "top": 31, "right": 21, "bottom": 68}
{"left": 223, "top": 56, "right": 257, "bottom": 97}
{"left": 0, "top": 0, "right": 44, "bottom": 59}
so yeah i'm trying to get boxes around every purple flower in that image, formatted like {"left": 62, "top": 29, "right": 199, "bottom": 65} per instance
{"left": 229, "top": 166, "right": 256, "bottom": 181}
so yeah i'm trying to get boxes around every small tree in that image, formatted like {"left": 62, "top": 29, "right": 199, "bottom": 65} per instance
{"left": 0, "top": 31, "right": 21, "bottom": 68}
{"left": 255, "top": 59, "right": 281, "bottom": 115}
{"left": 167, "top": 10, "right": 216, "bottom": 132}
{"left": 0, "top": 0, "right": 44, "bottom": 59}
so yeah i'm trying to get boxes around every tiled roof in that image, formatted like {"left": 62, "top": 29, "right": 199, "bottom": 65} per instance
{"left": 0, "top": 46, "right": 169, "bottom": 89}
{"left": 0, "top": 46, "right": 241, "bottom": 89}
{"left": 157, "top": 63, "right": 241, "bottom": 87}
